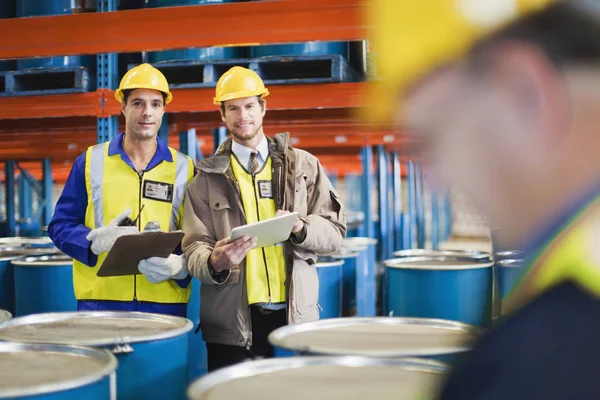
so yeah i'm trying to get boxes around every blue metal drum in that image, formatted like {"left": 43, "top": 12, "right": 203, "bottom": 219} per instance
{"left": 0, "top": 309, "right": 11, "bottom": 323}
{"left": 341, "top": 237, "right": 377, "bottom": 317}
{"left": 0, "top": 342, "right": 117, "bottom": 400}
{"left": 188, "top": 355, "right": 448, "bottom": 400}
{"left": 385, "top": 257, "right": 494, "bottom": 328}
{"left": 16, "top": 0, "right": 96, "bottom": 70}
{"left": 493, "top": 251, "right": 524, "bottom": 320}
{"left": 0, "top": 312, "right": 193, "bottom": 400}
{"left": 147, "top": 0, "right": 244, "bottom": 62}
{"left": 497, "top": 259, "right": 527, "bottom": 315}
{"left": 315, "top": 258, "right": 343, "bottom": 319}
{"left": 251, "top": 41, "right": 350, "bottom": 59}
{"left": 329, "top": 249, "right": 361, "bottom": 316}
{"left": 187, "top": 278, "right": 208, "bottom": 381}
{"left": 0, "top": 245, "right": 61, "bottom": 315}
{"left": 0, "top": 257, "right": 16, "bottom": 315}
{"left": 268, "top": 317, "right": 485, "bottom": 365}
{"left": 12, "top": 255, "right": 77, "bottom": 317}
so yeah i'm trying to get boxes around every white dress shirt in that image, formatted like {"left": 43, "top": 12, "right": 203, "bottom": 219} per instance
{"left": 231, "top": 135, "right": 269, "bottom": 173}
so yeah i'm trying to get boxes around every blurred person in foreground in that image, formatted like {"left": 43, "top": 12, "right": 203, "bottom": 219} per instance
{"left": 373, "top": 0, "right": 600, "bottom": 398}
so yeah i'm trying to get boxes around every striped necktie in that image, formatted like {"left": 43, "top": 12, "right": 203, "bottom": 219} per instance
{"left": 249, "top": 150, "right": 259, "bottom": 175}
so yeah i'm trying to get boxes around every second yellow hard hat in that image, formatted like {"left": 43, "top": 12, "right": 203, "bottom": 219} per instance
{"left": 213, "top": 66, "right": 270, "bottom": 105}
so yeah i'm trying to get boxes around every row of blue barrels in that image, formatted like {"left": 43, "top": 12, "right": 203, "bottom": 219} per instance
{"left": 148, "top": 0, "right": 350, "bottom": 63}
{"left": 0, "top": 235, "right": 208, "bottom": 392}
{"left": 0, "top": 311, "right": 193, "bottom": 400}
{"left": 0, "top": 1, "right": 96, "bottom": 71}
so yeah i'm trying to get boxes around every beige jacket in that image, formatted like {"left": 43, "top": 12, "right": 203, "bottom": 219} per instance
{"left": 182, "top": 132, "right": 346, "bottom": 346}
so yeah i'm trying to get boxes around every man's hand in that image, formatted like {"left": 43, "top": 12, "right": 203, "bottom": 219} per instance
{"left": 275, "top": 210, "right": 304, "bottom": 233}
{"left": 209, "top": 236, "right": 257, "bottom": 272}
{"left": 86, "top": 208, "right": 139, "bottom": 255}
{"left": 138, "top": 254, "right": 187, "bottom": 284}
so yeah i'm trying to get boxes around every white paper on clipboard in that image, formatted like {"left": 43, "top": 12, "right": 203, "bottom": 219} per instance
{"left": 230, "top": 212, "right": 298, "bottom": 249}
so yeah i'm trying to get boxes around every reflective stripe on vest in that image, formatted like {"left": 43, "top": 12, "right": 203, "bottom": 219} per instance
{"left": 73, "top": 142, "right": 193, "bottom": 303}
{"left": 503, "top": 198, "right": 600, "bottom": 315}
{"left": 230, "top": 155, "right": 286, "bottom": 305}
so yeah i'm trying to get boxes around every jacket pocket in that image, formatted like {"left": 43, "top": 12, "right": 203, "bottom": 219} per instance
{"left": 293, "top": 172, "right": 309, "bottom": 217}
{"left": 292, "top": 258, "right": 319, "bottom": 317}
{"left": 200, "top": 281, "right": 240, "bottom": 334}
{"left": 330, "top": 189, "right": 343, "bottom": 221}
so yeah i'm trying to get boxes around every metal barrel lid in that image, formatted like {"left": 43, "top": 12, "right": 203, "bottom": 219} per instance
{"left": 11, "top": 254, "right": 73, "bottom": 267}
{"left": 383, "top": 256, "right": 494, "bottom": 271}
{"left": 0, "top": 246, "right": 61, "bottom": 260}
{"left": 268, "top": 317, "right": 485, "bottom": 358}
{"left": 494, "top": 250, "right": 525, "bottom": 259}
{"left": 328, "top": 248, "right": 361, "bottom": 259}
{"left": 0, "top": 311, "right": 193, "bottom": 346}
{"left": 392, "top": 249, "right": 491, "bottom": 261}
{"left": 187, "top": 356, "right": 448, "bottom": 400}
{"left": 0, "top": 341, "right": 117, "bottom": 398}
{"left": 497, "top": 259, "right": 526, "bottom": 268}
{"left": 0, "top": 309, "right": 11, "bottom": 323}
{"left": 0, "top": 236, "right": 54, "bottom": 248}
{"left": 316, "top": 257, "right": 344, "bottom": 268}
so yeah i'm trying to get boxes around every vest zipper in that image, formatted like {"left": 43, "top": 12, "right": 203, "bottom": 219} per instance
{"left": 134, "top": 171, "right": 144, "bottom": 301}
{"left": 252, "top": 173, "right": 272, "bottom": 304}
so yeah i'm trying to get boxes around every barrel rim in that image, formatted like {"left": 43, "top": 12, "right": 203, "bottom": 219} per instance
{"left": 494, "top": 250, "right": 525, "bottom": 257}
{"left": 328, "top": 250, "right": 360, "bottom": 259}
{"left": 496, "top": 258, "right": 525, "bottom": 268}
{"left": 343, "top": 237, "right": 378, "bottom": 246}
{"left": 383, "top": 256, "right": 494, "bottom": 270}
{"left": 0, "top": 341, "right": 117, "bottom": 398}
{"left": 0, "top": 237, "right": 54, "bottom": 247}
{"left": 268, "top": 317, "right": 486, "bottom": 357}
{"left": 11, "top": 254, "right": 73, "bottom": 266}
{"left": 0, "top": 311, "right": 194, "bottom": 346}
{"left": 187, "top": 355, "right": 448, "bottom": 398}
{"left": 316, "top": 259, "right": 344, "bottom": 267}
{"left": 392, "top": 249, "right": 491, "bottom": 260}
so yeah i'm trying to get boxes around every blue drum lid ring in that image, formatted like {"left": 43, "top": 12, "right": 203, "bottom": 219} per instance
{"left": 268, "top": 316, "right": 487, "bottom": 358}
{"left": 384, "top": 256, "right": 494, "bottom": 270}
{"left": 187, "top": 355, "right": 448, "bottom": 398}
{"left": 0, "top": 311, "right": 193, "bottom": 346}
{"left": 0, "top": 341, "right": 117, "bottom": 398}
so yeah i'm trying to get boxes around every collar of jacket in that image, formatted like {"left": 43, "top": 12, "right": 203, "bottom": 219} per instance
{"left": 199, "top": 132, "right": 292, "bottom": 175}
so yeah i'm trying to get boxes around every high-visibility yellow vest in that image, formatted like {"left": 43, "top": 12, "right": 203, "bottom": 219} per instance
{"left": 73, "top": 141, "right": 194, "bottom": 303}
{"left": 230, "top": 155, "right": 286, "bottom": 305}
{"left": 503, "top": 197, "right": 600, "bottom": 314}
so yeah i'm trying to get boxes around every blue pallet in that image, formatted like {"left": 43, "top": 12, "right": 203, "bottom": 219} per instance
{"left": 132, "top": 54, "right": 359, "bottom": 90}
{"left": 0, "top": 66, "right": 91, "bottom": 97}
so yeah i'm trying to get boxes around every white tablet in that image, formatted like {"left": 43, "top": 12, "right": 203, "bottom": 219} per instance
{"left": 230, "top": 212, "right": 299, "bottom": 249}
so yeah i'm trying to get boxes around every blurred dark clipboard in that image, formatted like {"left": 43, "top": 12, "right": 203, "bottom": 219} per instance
{"left": 96, "top": 231, "right": 185, "bottom": 277}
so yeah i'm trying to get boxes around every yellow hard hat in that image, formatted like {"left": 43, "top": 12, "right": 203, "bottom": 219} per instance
{"left": 114, "top": 63, "right": 173, "bottom": 104}
{"left": 368, "top": 0, "right": 557, "bottom": 122}
{"left": 213, "top": 66, "right": 270, "bottom": 105}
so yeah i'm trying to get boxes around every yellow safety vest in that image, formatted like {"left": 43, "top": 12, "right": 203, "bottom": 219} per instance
{"left": 73, "top": 142, "right": 194, "bottom": 303}
{"left": 230, "top": 155, "right": 286, "bottom": 305}
{"left": 503, "top": 197, "right": 600, "bottom": 314}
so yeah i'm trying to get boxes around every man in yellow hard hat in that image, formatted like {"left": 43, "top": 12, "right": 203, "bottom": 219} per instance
{"left": 181, "top": 66, "right": 347, "bottom": 371}
{"left": 374, "top": 0, "right": 600, "bottom": 398}
{"left": 48, "top": 63, "right": 195, "bottom": 317}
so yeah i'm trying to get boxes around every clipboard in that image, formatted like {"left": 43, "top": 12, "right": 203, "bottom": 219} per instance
{"left": 96, "top": 231, "right": 185, "bottom": 277}
{"left": 230, "top": 212, "right": 298, "bottom": 249}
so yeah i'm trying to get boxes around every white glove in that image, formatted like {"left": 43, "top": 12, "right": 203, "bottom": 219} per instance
{"left": 138, "top": 254, "right": 188, "bottom": 284}
{"left": 86, "top": 209, "right": 139, "bottom": 256}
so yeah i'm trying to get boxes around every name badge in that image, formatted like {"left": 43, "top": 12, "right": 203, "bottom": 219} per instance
{"left": 143, "top": 180, "right": 173, "bottom": 203}
{"left": 258, "top": 180, "right": 273, "bottom": 199}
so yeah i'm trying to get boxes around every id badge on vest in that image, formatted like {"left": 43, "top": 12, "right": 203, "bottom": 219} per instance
{"left": 257, "top": 180, "right": 273, "bottom": 199}
{"left": 143, "top": 180, "right": 173, "bottom": 203}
